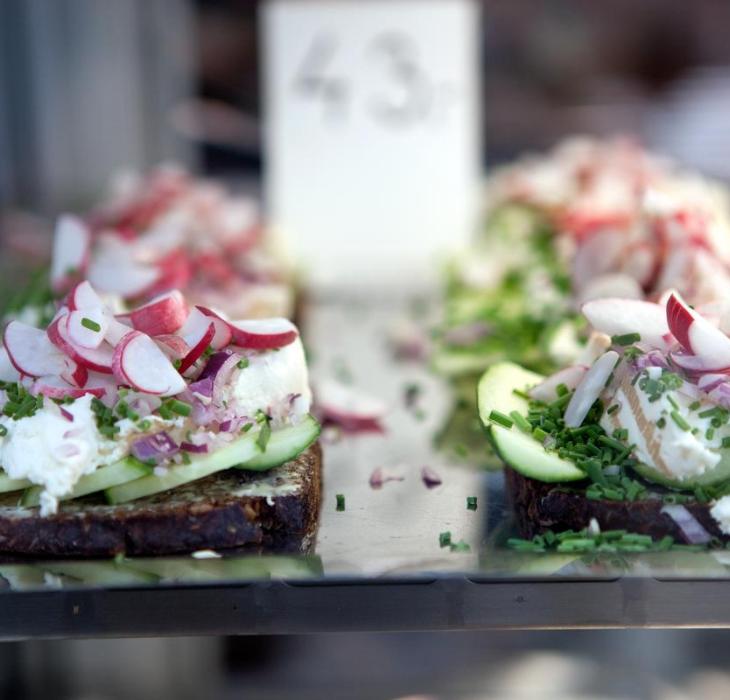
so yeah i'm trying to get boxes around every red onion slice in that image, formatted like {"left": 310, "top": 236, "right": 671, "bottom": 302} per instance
{"left": 130, "top": 431, "right": 179, "bottom": 463}
{"left": 369, "top": 467, "right": 404, "bottom": 490}
{"left": 661, "top": 504, "right": 711, "bottom": 544}
{"left": 180, "top": 442, "right": 208, "bottom": 454}
{"left": 420, "top": 466, "right": 442, "bottom": 489}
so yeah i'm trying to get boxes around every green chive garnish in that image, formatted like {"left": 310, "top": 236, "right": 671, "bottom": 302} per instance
{"left": 466, "top": 496, "right": 477, "bottom": 511}
{"left": 81, "top": 317, "right": 101, "bottom": 332}
{"left": 666, "top": 394, "right": 679, "bottom": 410}
{"left": 336, "top": 494, "right": 345, "bottom": 511}
{"left": 689, "top": 401, "right": 701, "bottom": 411}
{"left": 0, "top": 425, "right": 7, "bottom": 437}
{"left": 706, "top": 428, "right": 715, "bottom": 441}
{"left": 657, "top": 417, "right": 666, "bottom": 429}
{"left": 449, "top": 540, "right": 471, "bottom": 553}
{"left": 236, "top": 358, "right": 249, "bottom": 370}
{"left": 488, "top": 410, "right": 513, "bottom": 429}
{"left": 439, "top": 531, "right": 452, "bottom": 548}
{"left": 612, "top": 332, "right": 641, "bottom": 346}
{"left": 722, "top": 437, "right": 730, "bottom": 449}
{"left": 240, "top": 422, "right": 253, "bottom": 433}
{"left": 671, "top": 411, "right": 690, "bottom": 431}
{"left": 607, "top": 404, "right": 620, "bottom": 415}
{"left": 509, "top": 410, "right": 531, "bottom": 433}
{"left": 256, "top": 418, "right": 272, "bottom": 452}
{"left": 181, "top": 452, "right": 191, "bottom": 465}
{"left": 168, "top": 399, "right": 192, "bottom": 417}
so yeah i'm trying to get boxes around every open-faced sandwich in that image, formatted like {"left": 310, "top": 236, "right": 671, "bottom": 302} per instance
{"left": 0, "top": 281, "right": 320, "bottom": 556}
{"left": 435, "top": 137, "right": 730, "bottom": 379}
{"left": 7, "top": 165, "right": 294, "bottom": 328}
{"left": 479, "top": 291, "right": 730, "bottom": 547}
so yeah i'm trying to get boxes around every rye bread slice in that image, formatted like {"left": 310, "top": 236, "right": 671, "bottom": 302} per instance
{"left": 0, "top": 443, "right": 322, "bottom": 557}
{"left": 505, "top": 467, "right": 725, "bottom": 542}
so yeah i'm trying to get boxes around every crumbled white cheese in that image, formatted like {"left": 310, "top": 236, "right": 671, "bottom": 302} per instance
{"left": 711, "top": 496, "right": 730, "bottom": 536}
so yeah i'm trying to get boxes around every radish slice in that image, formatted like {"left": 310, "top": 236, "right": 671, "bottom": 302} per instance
{"left": 60, "top": 360, "right": 88, "bottom": 389}
{"left": 67, "top": 308, "right": 109, "bottom": 349}
{"left": 564, "top": 351, "right": 619, "bottom": 428}
{"left": 32, "top": 376, "right": 105, "bottom": 400}
{"left": 112, "top": 331, "right": 186, "bottom": 396}
{"left": 87, "top": 235, "right": 160, "bottom": 297}
{"left": 105, "top": 318, "right": 134, "bottom": 347}
{"left": 47, "top": 316, "right": 114, "bottom": 374}
{"left": 666, "top": 291, "right": 730, "bottom": 369}
{"left": 66, "top": 280, "right": 103, "bottom": 311}
{"left": 126, "top": 290, "right": 189, "bottom": 336}
{"left": 0, "top": 348, "right": 20, "bottom": 383}
{"left": 316, "top": 380, "right": 387, "bottom": 431}
{"left": 155, "top": 334, "right": 190, "bottom": 360}
{"left": 661, "top": 505, "right": 711, "bottom": 545}
{"left": 196, "top": 306, "right": 233, "bottom": 349}
{"left": 582, "top": 299, "right": 669, "bottom": 349}
{"left": 50, "top": 215, "right": 90, "bottom": 292}
{"left": 228, "top": 318, "right": 298, "bottom": 350}
{"left": 577, "top": 274, "right": 643, "bottom": 305}
{"left": 529, "top": 365, "right": 588, "bottom": 402}
{"left": 143, "top": 249, "right": 192, "bottom": 298}
{"left": 177, "top": 307, "right": 214, "bottom": 347}
{"left": 698, "top": 374, "right": 730, "bottom": 393}
{"left": 4, "top": 321, "right": 69, "bottom": 378}
{"left": 178, "top": 323, "right": 215, "bottom": 374}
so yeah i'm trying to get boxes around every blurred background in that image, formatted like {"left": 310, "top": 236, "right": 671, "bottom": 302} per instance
{"left": 3, "top": 0, "right": 730, "bottom": 697}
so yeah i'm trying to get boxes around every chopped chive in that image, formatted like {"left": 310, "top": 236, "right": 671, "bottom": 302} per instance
{"left": 689, "top": 401, "right": 701, "bottom": 411}
{"left": 509, "top": 410, "right": 531, "bottom": 433}
{"left": 236, "top": 357, "right": 249, "bottom": 370}
{"left": 181, "top": 451, "right": 191, "bottom": 465}
{"left": 607, "top": 404, "right": 620, "bottom": 415}
{"left": 81, "top": 317, "right": 101, "bottom": 332}
{"left": 706, "top": 428, "right": 715, "bottom": 441}
{"left": 666, "top": 394, "right": 679, "bottom": 410}
{"left": 168, "top": 399, "right": 192, "bottom": 417}
{"left": 532, "top": 427, "right": 548, "bottom": 442}
{"left": 449, "top": 540, "right": 471, "bottom": 553}
{"left": 611, "top": 332, "right": 641, "bottom": 346}
{"left": 466, "top": 496, "right": 477, "bottom": 511}
{"left": 555, "top": 383, "right": 569, "bottom": 397}
{"left": 138, "top": 419, "right": 151, "bottom": 431}
{"left": 256, "top": 417, "right": 272, "bottom": 451}
{"left": 657, "top": 417, "right": 666, "bottom": 429}
{"left": 598, "top": 435, "right": 627, "bottom": 452}
{"left": 512, "top": 388, "right": 531, "bottom": 400}
{"left": 240, "top": 422, "right": 253, "bottom": 433}
{"left": 0, "top": 425, "right": 7, "bottom": 437}
{"left": 158, "top": 405, "right": 173, "bottom": 420}
{"left": 488, "top": 410, "right": 513, "bottom": 429}
{"left": 173, "top": 359, "right": 182, "bottom": 370}
{"left": 336, "top": 494, "right": 345, "bottom": 511}
{"left": 699, "top": 407, "right": 718, "bottom": 418}
{"left": 670, "top": 410, "right": 690, "bottom": 431}
{"left": 439, "top": 531, "right": 452, "bottom": 548}
{"left": 722, "top": 437, "right": 730, "bottom": 449}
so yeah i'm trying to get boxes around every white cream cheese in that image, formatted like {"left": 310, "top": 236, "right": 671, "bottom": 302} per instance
{"left": 601, "top": 366, "right": 727, "bottom": 481}
{"left": 711, "top": 496, "right": 730, "bottom": 535}
{"left": 0, "top": 395, "right": 116, "bottom": 515}
{"left": 225, "top": 338, "right": 311, "bottom": 425}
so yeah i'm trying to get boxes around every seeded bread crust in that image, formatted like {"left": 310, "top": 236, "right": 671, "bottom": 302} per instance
{"left": 0, "top": 443, "right": 322, "bottom": 557}
{"left": 505, "top": 466, "right": 725, "bottom": 542}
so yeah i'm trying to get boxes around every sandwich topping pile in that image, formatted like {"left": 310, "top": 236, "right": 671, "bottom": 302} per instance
{"left": 0, "top": 280, "right": 317, "bottom": 518}
{"left": 436, "top": 137, "right": 730, "bottom": 377}
{"left": 479, "top": 290, "right": 730, "bottom": 544}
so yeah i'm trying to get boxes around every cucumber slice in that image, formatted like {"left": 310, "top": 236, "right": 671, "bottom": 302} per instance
{"left": 106, "top": 430, "right": 261, "bottom": 504}
{"left": 478, "top": 362, "right": 585, "bottom": 483}
{"left": 491, "top": 426, "right": 585, "bottom": 482}
{"left": 21, "top": 457, "right": 152, "bottom": 507}
{"left": 477, "top": 361, "right": 543, "bottom": 427}
{"left": 631, "top": 457, "right": 730, "bottom": 490}
{"left": 0, "top": 472, "right": 31, "bottom": 494}
{"left": 44, "top": 561, "right": 158, "bottom": 585}
{"left": 237, "top": 415, "right": 320, "bottom": 470}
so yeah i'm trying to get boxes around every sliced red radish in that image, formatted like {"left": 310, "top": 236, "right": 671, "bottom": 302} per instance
{"left": 577, "top": 273, "right": 643, "bottom": 304}
{"left": 666, "top": 291, "right": 730, "bottom": 369}
{"left": 228, "top": 318, "right": 298, "bottom": 350}
{"left": 155, "top": 334, "right": 190, "bottom": 360}
{"left": 87, "top": 236, "right": 160, "bottom": 297}
{"left": 32, "top": 376, "right": 105, "bottom": 400}
{"left": 0, "top": 348, "right": 20, "bottom": 383}
{"left": 50, "top": 215, "right": 91, "bottom": 292}
{"left": 67, "top": 308, "right": 109, "bottom": 349}
{"left": 698, "top": 373, "right": 730, "bottom": 392}
{"left": 66, "top": 280, "right": 103, "bottom": 311}
{"left": 105, "top": 318, "right": 134, "bottom": 347}
{"left": 196, "top": 306, "right": 233, "bottom": 349}
{"left": 620, "top": 242, "right": 655, "bottom": 288}
{"left": 4, "top": 321, "right": 70, "bottom": 378}
{"left": 670, "top": 353, "right": 730, "bottom": 375}
{"left": 582, "top": 298, "right": 669, "bottom": 349}
{"left": 125, "top": 289, "right": 189, "bottom": 336}
{"left": 143, "top": 249, "right": 192, "bottom": 298}
{"left": 529, "top": 365, "right": 588, "bottom": 402}
{"left": 564, "top": 351, "right": 619, "bottom": 428}
{"left": 112, "top": 331, "right": 186, "bottom": 396}
{"left": 178, "top": 323, "right": 215, "bottom": 374}
{"left": 47, "top": 316, "right": 114, "bottom": 374}
{"left": 315, "top": 380, "right": 387, "bottom": 432}
{"left": 60, "top": 359, "right": 88, "bottom": 389}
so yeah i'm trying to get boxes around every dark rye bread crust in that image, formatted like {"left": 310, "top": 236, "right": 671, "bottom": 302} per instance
{"left": 0, "top": 443, "right": 322, "bottom": 557}
{"left": 506, "top": 467, "right": 726, "bottom": 543}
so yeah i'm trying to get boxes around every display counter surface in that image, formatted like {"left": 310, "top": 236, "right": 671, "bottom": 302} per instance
{"left": 3, "top": 295, "right": 730, "bottom": 639}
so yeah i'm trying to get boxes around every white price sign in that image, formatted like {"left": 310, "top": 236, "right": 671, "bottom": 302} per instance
{"left": 263, "top": 0, "right": 481, "bottom": 289}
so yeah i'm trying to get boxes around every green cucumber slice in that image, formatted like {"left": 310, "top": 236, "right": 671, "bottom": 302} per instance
{"left": 0, "top": 472, "right": 31, "bottom": 494}
{"left": 236, "top": 415, "right": 320, "bottom": 470}
{"left": 106, "top": 430, "right": 261, "bottom": 504}
{"left": 631, "top": 457, "right": 730, "bottom": 490}
{"left": 45, "top": 562, "right": 158, "bottom": 585}
{"left": 21, "top": 457, "right": 152, "bottom": 507}
{"left": 478, "top": 362, "right": 585, "bottom": 483}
